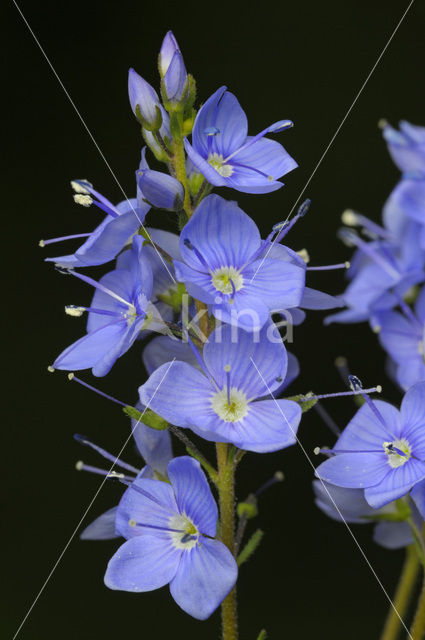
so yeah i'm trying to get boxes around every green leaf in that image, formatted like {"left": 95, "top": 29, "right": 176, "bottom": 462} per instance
{"left": 123, "top": 406, "right": 169, "bottom": 431}
{"left": 237, "top": 529, "right": 264, "bottom": 567}
{"left": 256, "top": 630, "right": 267, "bottom": 640}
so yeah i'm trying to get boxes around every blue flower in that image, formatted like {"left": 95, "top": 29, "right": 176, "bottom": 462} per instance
{"left": 105, "top": 456, "right": 238, "bottom": 620}
{"left": 313, "top": 481, "right": 422, "bottom": 550}
{"left": 315, "top": 382, "right": 425, "bottom": 509}
{"left": 326, "top": 216, "right": 425, "bottom": 325}
{"left": 53, "top": 236, "right": 155, "bottom": 377}
{"left": 173, "top": 194, "right": 306, "bottom": 331}
{"left": 139, "top": 323, "right": 302, "bottom": 452}
{"left": 44, "top": 151, "right": 150, "bottom": 268}
{"left": 374, "top": 286, "right": 425, "bottom": 390}
{"left": 382, "top": 120, "right": 425, "bottom": 174}
{"left": 159, "top": 31, "right": 188, "bottom": 107}
{"left": 184, "top": 86, "right": 297, "bottom": 194}
{"left": 384, "top": 177, "right": 425, "bottom": 251}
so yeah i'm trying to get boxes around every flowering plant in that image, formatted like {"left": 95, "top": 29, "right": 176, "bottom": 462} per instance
{"left": 38, "top": 30, "right": 425, "bottom": 640}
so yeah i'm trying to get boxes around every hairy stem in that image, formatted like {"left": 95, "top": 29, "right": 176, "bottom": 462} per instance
{"left": 379, "top": 546, "right": 419, "bottom": 640}
{"left": 410, "top": 570, "right": 425, "bottom": 640}
{"left": 172, "top": 113, "right": 192, "bottom": 217}
{"left": 217, "top": 442, "right": 238, "bottom": 640}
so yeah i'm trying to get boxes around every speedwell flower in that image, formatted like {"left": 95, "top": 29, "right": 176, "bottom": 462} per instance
{"left": 382, "top": 120, "right": 425, "bottom": 174}
{"left": 184, "top": 86, "right": 297, "bottom": 193}
{"left": 173, "top": 194, "right": 305, "bottom": 331}
{"left": 105, "top": 456, "right": 238, "bottom": 620}
{"left": 139, "top": 322, "right": 302, "bottom": 452}
{"left": 53, "top": 236, "right": 154, "bottom": 376}
{"left": 315, "top": 382, "right": 425, "bottom": 509}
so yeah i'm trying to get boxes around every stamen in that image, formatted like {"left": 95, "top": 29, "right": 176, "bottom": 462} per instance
{"left": 306, "top": 384, "right": 381, "bottom": 401}
{"left": 39, "top": 233, "right": 91, "bottom": 247}
{"left": 274, "top": 199, "right": 311, "bottom": 244}
{"left": 74, "top": 434, "right": 140, "bottom": 474}
{"left": 75, "top": 460, "right": 132, "bottom": 481}
{"left": 338, "top": 229, "right": 399, "bottom": 279}
{"left": 204, "top": 126, "right": 220, "bottom": 136}
{"left": 224, "top": 364, "right": 231, "bottom": 404}
{"left": 65, "top": 305, "right": 127, "bottom": 319}
{"left": 68, "top": 374, "right": 128, "bottom": 407}
{"left": 130, "top": 520, "right": 186, "bottom": 534}
{"left": 129, "top": 481, "right": 178, "bottom": 510}
{"left": 307, "top": 262, "right": 350, "bottom": 271}
{"left": 183, "top": 238, "right": 210, "bottom": 271}
{"left": 57, "top": 269, "right": 133, "bottom": 307}
{"left": 341, "top": 210, "right": 394, "bottom": 241}
{"left": 348, "top": 375, "right": 388, "bottom": 431}
{"left": 183, "top": 327, "right": 219, "bottom": 389}
{"left": 71, "top": 179, "right": 93, "bottom": 194}
{"left": 255, "top": 471, "right": 284, "bottom": 498}
{"left": 223, "top": 120, "right": 293, "bottom": 163}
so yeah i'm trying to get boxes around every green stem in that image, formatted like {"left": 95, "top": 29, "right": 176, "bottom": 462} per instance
{"left": 410, "top": 571, "right": 425, "bottom": 640}
{"left": 172, "top": 113, "right": 192, "bottom": 217}
{"left": 379, "top": 546, "right": 419, "bottom": 640}
{"left": 217, "top": 442, "right": 238, "bottom": 640}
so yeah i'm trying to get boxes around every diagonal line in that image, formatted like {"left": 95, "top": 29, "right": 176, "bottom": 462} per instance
{"left": 250, "top": 0, "right": 415, "bottom": 284}
{"left": 12, "top": 359, "right": 176, "bottom": 640}
{"left": 249, "top": 356, "right": 413, "bottom": 639}
{"left": 12, "top": 0, "right": 176, "bottom": 285}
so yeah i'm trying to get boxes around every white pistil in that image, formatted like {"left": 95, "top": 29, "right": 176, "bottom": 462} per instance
{"left": 383, "top": 438, "right": 411, "bottom": 468}
{"left": 211, "top": 267, "right": 243, "bottom": 295}
{"left": 211, "top": 387, "right": 248, "bottom": 423}
{"left": 169, "top": 514, "right": 199, "bottom": 550}
{"left": 73, "top": 194, "right": 93, "bottom": 207}
{"left": 207, "top": 152, "right": 234, "bottom": 177}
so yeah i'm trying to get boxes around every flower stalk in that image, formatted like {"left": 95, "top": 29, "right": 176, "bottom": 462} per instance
{"left": 410, "top": 572, "right": 425, "bottom": 639}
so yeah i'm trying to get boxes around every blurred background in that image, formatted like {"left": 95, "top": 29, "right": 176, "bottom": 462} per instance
{"left": 4, "top": 0, "right": 425, "bottom": 637}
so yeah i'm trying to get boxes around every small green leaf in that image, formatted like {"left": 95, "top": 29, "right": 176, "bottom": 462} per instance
{"left": 123, "top": 406, "right": 169, "bottom": 431}
{"left": 256, "top": 630, "right": 267, "bottom": 640}
{"left": 287, "top": 392, "right": 318, "bottom": 413}
{"left": 237, "top": 529, "right": 264, "bottom": 567}
{"left": 237, "top": 495, "right": 258, "bottom": 520}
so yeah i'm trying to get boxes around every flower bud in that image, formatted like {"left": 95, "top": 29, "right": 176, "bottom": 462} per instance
{"left": 162, "top": 50, "right": 188, "bottom": 108}
{"left": 159, "top": 31, "right": 180, "bottom": 76}
{"left": 128, "top": 68, "right": 162, "bottom": 131}
{"left": 138, "top": 169, "right": 184, "bottom": 211}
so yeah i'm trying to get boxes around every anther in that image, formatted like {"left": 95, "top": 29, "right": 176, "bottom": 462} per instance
{"left": 204, "top": 126, "right": 220, "bottom": 136}
{"left": 297, "top": 198, "right": 311, "bottom": 217}
{"left": 65, "top": 305, "right": 85, "bottom": 317}
{"left": 47, "top": 365, "right": 55, "bottom": 373}
{"left": 71, "top": 179, "right": 93, "bottom": 194}
{"left": 378, "top": 118, "right": 388, "bottom": 129}
{"left": 73, "top": 194, "right": 93, "bottom": 207}
{"left": 39, "top": 239, "right": 45, "bottom": 247}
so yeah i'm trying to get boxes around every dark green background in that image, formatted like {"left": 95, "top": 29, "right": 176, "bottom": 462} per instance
{"left": 4, "top": 0, "right": 425, "bottom": 638}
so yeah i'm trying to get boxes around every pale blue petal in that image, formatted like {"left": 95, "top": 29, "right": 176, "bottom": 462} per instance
{"left": 316, "top": 453, "right": 390, "bottom": 489}
{"left": 170, "top": 538, "right": 237, "bottom": 620}
{"left": 365, "top": 460, "right": 425, "bottom": 509}
{"left": 168, "top": 457, "right": 218, "bottom": 536}
{"left": 300, "top": 287, "right": 344, "bottom": 310}
{"left": 80, "top": 507, "right": 119, "bottom": 540}
{"left": 142, "top": 336, "right": 198, "bottom": 375}
{"left": 230, "top": 136, "right": 297, "bottom": 181}
{"left": 131, "top": 408, "right": 173, "bottom": 477}
{"left": 313, "top": 481, "right": 375, "bottom": 523}
{"left": 400, "top": 382, "right": 425, "bottom": 431}
{"left": 184, "top": 141, "right": 229, "bottom": 187}
{"left": 105, "top": 535, "right": 181, "bottom": 592}
{"left": 87, "top": 269, "right": 134, "bottom": 332}
{"left": 53, "top": 321, "right": 127, "bottom": 372}
{"left": 411, "top": 479, "right": 425, "bottom": 520}
{"left": 334, "top": 401, "right": 400, "bottom": 450}
{"left": 377, "top": 311, "right": 421, "bottom": 363}
{"left": 242, "top": 259, "right": 305, "bottom": 310}
{"left": 373, "top": 521, "right": 413, "bottom": 549}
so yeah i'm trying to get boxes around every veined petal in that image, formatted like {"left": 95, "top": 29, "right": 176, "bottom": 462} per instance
{"left": 105, "top": 535, "right": 181, "bottom": 592}
{"left": 316, "top": 453, "right": 390, "bottom": 489}
{"left": 242, "top": 258, "right": 305, "bottom": 310}
{"left": 229, "top": 136, "right": 297, "bottom": 180}
{"left": 225, "top": 166, "right": 285, "bottom": 194}
{"left": 170, "top": 538, "right": 237, "bottom": 620}
{"left": 173, "top": 260, "right": 216, "bottom": 304}
{"left": 396, "top": 358, "right": 425, "bottom": 391}
{"left": 300, "top": 287, "right": 344, "bottom": 310}
{"left": 139, "top": 361, "right": 215, "bottom": 429}
{"left": 411, "top": 479, "right": 425, "bottom": 520}
{"left": 80, "top": 507, "right": 118, "bottom": 540}
{"left": 53, "top": 320, "right": 127, "bottom": 372}
{"left": 400, "top": 382, "right": 425, "bottom": 431}
{"left": 334, "top": 401, "right": 400, "bottom": 450}
{"left": 191, "top": 86, "right": 247, "bottom": 158}
{"left": 365, "top": 460, "right": 425, "bottom": 508}
{"left": 168, "top": 457, "right": 218, "bottom": 537}
{"left": 203, "top": 322, "right": 288, "bottom": 397}
{"left": 184, "top": 141, "right": 229, "bottom": 187}
{"left": 179, "top": 194, "right": 261, "bottom": 272}
{"left": 212, "top": 292, "right": 270, "bottom": 331}
{"left": 116, "top": 476, "right": 178, "bottom": 540}
{"left": 377, "top": 310, "right": 421, "bottom": 363}
{"left": 142, "top": 336, "right": 198, "bottom": 375}
{"left": 87, "top": 269, "right": 135, "bottom": 332}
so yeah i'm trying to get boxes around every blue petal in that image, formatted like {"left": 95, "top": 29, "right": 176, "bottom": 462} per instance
{"left": 179, "top": 194, "right": 261, "bottom": 272}
{"left": 415, "top": 285, "right": 425, "bottom": 323}
{"left": 164, "top": 51, "right": 187, "bottom": 103}
{"left": 365, "top": 460, "right": 425, "bottom": 508}
{"left": 411, "top": 479, "right": 425, "bottom": 520}
{"left": 184, "top": 140, "right": 229, "bottom": 187}
{"left": 334, "top": 401, "right": 400, "bottom": 451}
{"left": 203, "top": 323, "right": 288, "bottom": 398}
{"left": 167, "top": 457, "right": 218, "bottom": 536}
{"left": 300, "top": 287, "right": 344, "bottom": 310}
{"left": 373, "top": 521, "right": 413, "bottom": 549}
{"left": 396, "top": 358, "right": 425, "bottom": 391}
{"left": 159, "top": 31, "right": 179, "bottom": 75}
{"left": 313, "top": 481, "right": 375, "bottom": 523}
{"left": 128, "top": 68, "right": 160, "bottom": 125}
{"left": 400, "top": 382, "right": 425, "bottom": 431}
{"left": 173, "top": 260, "right": 216, "bottom": 304}
{"left": 191, "top": 87, "right": 247, "bottom": 158}
{"left": 53, "top": 320, "right": 127, "bottom": 373}
{"left": 169, "top": 538, "right": 237, "bottom": 620}
{"left": 142, "top": 336, "right": 198, "bottom": 375}
{"left": 139, "top": 361, "right": 215, "bottom": 429}
{"left": 212, "top": 291, "right": 270, "bottom": 331}
{"left": 87, "top": 269, "right": 135, "bottom": 333}
{"left": 316, "top": 453, "right": 390, "bottom": 489}
{"left": 105, "top": 534, "right": 181, "bottom": 592}
{"left": 376, "top": 310, "right": 421, "bottom": 363}
{"left": 242, "top": 258, "right": 305, "bottom": 310}
{"left": 390, "top": 179, "right": 425, "bottom": 225}
{"left": 115, "top": 475, "right": 178, "bottom": 540}
{"left": 138, "top": 169, "right": 184, "bottom": 210}
{"left": 80, "top": 507, "right": 119, "bottom": 540}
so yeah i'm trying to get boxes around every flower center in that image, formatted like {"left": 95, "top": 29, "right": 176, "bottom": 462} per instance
{"left": 208, "top": 152, "right": 234, "bottom": 177}
{"left": 169, "top": 514, "right": 199, "bottom": 550}
{"left": 125, "top": 303, "right": 138, "bottom": 326}
{"left": 211, "top": 387, "right": 248, "bottom": 423}
{"left": 383, "top": 438, "right": 411, "bottom": 468}
{"left": 211, "top": 267, "right": 243, "bottom": 295}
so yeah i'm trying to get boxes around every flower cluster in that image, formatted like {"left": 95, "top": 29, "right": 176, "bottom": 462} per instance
{"left": 313, "top": 122, "right": 425, "bottom": 554}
